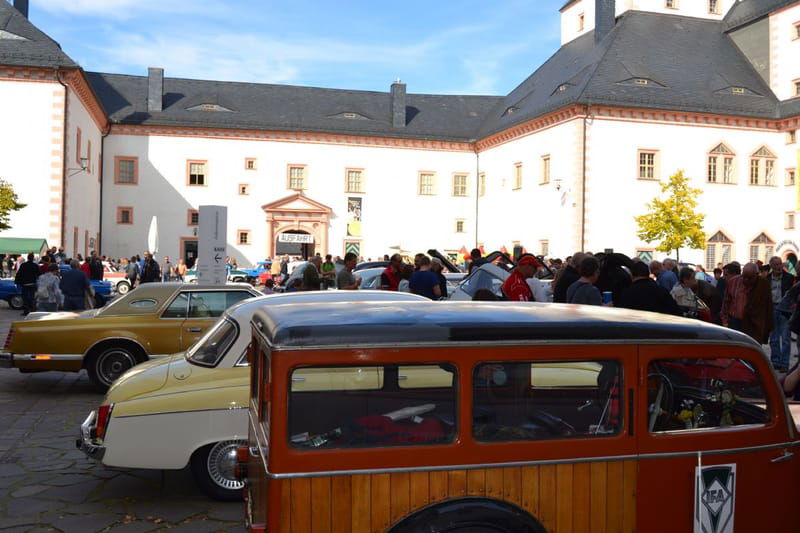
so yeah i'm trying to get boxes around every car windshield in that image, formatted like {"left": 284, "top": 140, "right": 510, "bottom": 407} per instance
{"left": 459, "top": 267, "right": 505, "bottom": 298}
{"left": 186, "top": 317, "right": 239, "bottom": 367}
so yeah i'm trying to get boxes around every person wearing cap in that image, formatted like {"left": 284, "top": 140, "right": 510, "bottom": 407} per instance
{"left": 430, "top": 257, "right": 448, "bottom": 298}
{"left": 501, "top": 254, "right": 539, "bottom": 301}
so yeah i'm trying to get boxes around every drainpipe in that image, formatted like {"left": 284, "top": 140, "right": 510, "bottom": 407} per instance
{"left": 474, "top": 148, "right": 480, "bottom": 249}
{"left": 98, "top": 122, "right": 111, "bottom": 255}
{"left": 580, "top": 104, "right": 592, "bottom": 252}
{"left": 55, "top": 67, "right": 68, "bottom": 251}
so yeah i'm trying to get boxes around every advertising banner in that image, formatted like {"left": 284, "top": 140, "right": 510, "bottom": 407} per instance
{"left": 197, "top": 205, "right": 227, "bottom": 285}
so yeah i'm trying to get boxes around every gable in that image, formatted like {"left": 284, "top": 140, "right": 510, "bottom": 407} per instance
{"left": 262, "top": 193, "right": 333, "bottom": 214}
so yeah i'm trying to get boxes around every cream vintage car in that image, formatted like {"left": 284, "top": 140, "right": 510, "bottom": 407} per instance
{"left": 77, "top": 290, "right": 429, "bottom": 500}
{"left": 0, "top": 282, "right": 260, "bottom": 390}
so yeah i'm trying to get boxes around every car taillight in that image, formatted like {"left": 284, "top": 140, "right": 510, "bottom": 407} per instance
{"left": 95, "top": 404, "right": 114, "bottom": 440}
{"left": 4, "top": 327, "right": 14, "bottom": 350}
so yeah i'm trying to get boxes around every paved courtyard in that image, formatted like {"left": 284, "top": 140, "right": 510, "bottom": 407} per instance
{"left": 0, "top": 307, "right": 245, "bottom": 533}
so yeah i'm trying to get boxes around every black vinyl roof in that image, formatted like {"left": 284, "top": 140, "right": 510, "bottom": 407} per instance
{"left": 251, "top": 301, "right": 760, "bottom": 349}
{"left": 0, "top": 2, "right": 76, "bottom": 68}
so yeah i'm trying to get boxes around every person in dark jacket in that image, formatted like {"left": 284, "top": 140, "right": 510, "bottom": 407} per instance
{"left": 553, "top": 252, "right": 585, "bottom": 303}
{"left": 60, "top": 259, "right": 90, "bottom": 311}
{"left": 139, "top": 253, "right": 161, "bottom": 283}
{"left": 615, "top": 261, "right": 680, "bottom": 316}
{"left": 14, "top": 253, "right": 40, "bottom": 315}
{"left": 88, "top": 251, "right": 104, "bottom": 281}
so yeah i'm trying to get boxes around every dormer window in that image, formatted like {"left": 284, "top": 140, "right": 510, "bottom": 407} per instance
{"left": 556, "top": 84, "right": 570, "bottom": 93}
{"left": 634, "top": 78, "right": 649, "bottom": 86}
{"left": 187, "top": 103, "right": 233, "bottom": 112}
{"left": 732, "top": 87, "right": 745, "bottom": 95}
{"left": 503, "top": 106, "right": 519, "bottom": 117}
{"left": 329, "top": 111, "right": 369, "bottom": 120}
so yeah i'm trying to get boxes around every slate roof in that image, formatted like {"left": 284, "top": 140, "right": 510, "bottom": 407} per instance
{"left": 477, "top": 10, "right": 788, "bottom": 138}
{"left": 0, "top": 1, "right": 76, "bottom": 68}
{"left": 724, "top": 0, "right": 798, "bottom": 30}
{"left": 85, "top": 72, "right": 502, "bottom": 142}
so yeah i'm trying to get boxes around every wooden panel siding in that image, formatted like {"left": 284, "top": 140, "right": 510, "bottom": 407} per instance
{"left": 277, "top": 460, "right": 637, "bottom": 532}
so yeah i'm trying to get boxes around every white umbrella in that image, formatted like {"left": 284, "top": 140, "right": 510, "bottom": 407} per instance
{"left": 147, "top": 216, "right": 159, "bottom": 254}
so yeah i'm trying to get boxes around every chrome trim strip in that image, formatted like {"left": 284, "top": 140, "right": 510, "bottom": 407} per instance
{"left": 250, "top": 435, "right": 800, "bottom": 480}
{"left": 115, "top": 406, "right": 246, "bottom": 419}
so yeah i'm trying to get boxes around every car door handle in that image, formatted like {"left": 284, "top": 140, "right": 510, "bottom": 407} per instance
{"left": 771, "top": 450, "right": 795, "bottom": 463}
{"left": 187, "top": 327, "right": 202, "bottom": 333}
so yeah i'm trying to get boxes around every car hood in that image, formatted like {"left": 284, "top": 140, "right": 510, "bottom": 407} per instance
{"left": 105, "top": 353, "right": 175, "bottom": 403}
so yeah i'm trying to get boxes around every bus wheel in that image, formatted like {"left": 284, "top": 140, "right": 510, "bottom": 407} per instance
{"left": 387, "top": 498, "right": 547, "bottom": 533}
{"left": 191, "top": 440, "right": 246, "bottom": 501}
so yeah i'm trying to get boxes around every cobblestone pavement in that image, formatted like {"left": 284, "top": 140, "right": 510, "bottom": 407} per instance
{"left": 0, "top": 307, "right": 246, "bottom": 533}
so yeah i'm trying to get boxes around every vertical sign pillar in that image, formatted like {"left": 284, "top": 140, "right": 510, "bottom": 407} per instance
{"left": 197, "top": 205, "right": 227, "bottom": 285}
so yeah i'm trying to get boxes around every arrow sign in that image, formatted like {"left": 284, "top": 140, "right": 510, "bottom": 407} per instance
{"left": 214, "top": 254, "right": 222, "bottom": 263}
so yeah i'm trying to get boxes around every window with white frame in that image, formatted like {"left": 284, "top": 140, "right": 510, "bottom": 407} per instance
{"left": 750, "top": 233, "right": 775, "bottom": 263}
{"left": 707, "top": 144, "right": 735, "bottom": 184}
{"left": 513, "top": 163, "right": 522, "bottom": 190}
{"left": 452, "top": 174, "right": 468, "bottom": 197}
{"left": 706, "top": 231, "right": 733, "bottom": 268}
{"left": 345, "top": 169, "right": 363, "bottom": 193}
{"left": 188, "top": 161, "right": 206, "bottom": 186}
{"left": 749, "top": 147, "right": 776, "bottom": 186}
{"left": 638, "top": 150, "right": 658, "bottom": 180}
{"left": 418, "top": 172, "right": 435, "bottom": 195}
{"left": 541, "top": 155, "right": 551, "bottom": 184}
{"left": 288, "top": 165, "right": 306, "bottom": 190}
{"left": 455, "top": 219, "right": 465, "bottom": 233}
{"left": 540, "top": 240, "right": 549, "bottom": 257}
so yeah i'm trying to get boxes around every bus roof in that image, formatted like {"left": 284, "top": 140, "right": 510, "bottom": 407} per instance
{"left": 250, "top": 301, "right": 760, "bottom": 350}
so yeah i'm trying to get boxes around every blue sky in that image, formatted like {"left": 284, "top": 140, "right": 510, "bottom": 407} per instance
{"left": 21, "top": 0, "right": 563, "bottom": 95}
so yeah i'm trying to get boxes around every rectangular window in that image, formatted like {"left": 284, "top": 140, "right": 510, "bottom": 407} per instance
{"left": 707, "top": 156, "right": 717, "bottom": 183}
{"left": 238, "top": 230, "right": 251, "bottom": 245}
{"left": 187, "top": 160, "right": 207, "bottom": 186}
{"left": 115, "top": 157, "right": 138, "bottom": 184}
{"left": 787, "top": 169, "right": 797, "bottom": 186}
{"left": 786, "top": 212, "right": 796, "bottom": 230}
{"left": 788, "top": 130, "right": 797, "bottom": 144}
{"left": 708, "top": 0, "right": 719, "bottom": 14}
{"left": 345, "top": 169, "right": 363, "bottom": 193}
{"left": 187, "top": 209, "right": 199, "bottom": 226}
{"left": 479, "top": 172, "right": 486, "bottom": 197}
{"left": 455, "top": 219, "right": 465, "bottom": 233}
{"left": 749, "top": 159, "right": 760, "bottom": 185}
{"left": 541, "top": 155, "right": 551, "bottom": 184}
{"left": 288, "top": 364, "right": 456, "bottom": 449}
{"left": 765, "top": 159, "right": 775, "bottom": 185}
{"left": 795, "top": 80, "right": 800, "bottom": 97}
{"left": 418, "top": 172, "right": 435, "bottom": 195}
{"left": 473, "top": 360, "right": 622, "bottom": 441}
{"left": 578, "top": 13, "right": 585, "bottom": 31}
{"left": 638, "top": 150, "right": 658, "bottom": 180}
{"left": 245, "top": 158, "right": 257, "bottom": 170}
{"left": 452, "top": 174, "right": 468, "bottom": 197}
{"left": 238, "top": 184, "right": 250, "bottom": 195}
{"left": 540, "top": 240, "right": 549, "bottom": 257}
{"left": 117, "top": 207, "right": 133, "bottom": 225}
{"left": 723, "top": 157, "right": 734, "bottom": 183}
{"left": 705, "top": 244, "right": 716, "bottom": 269}
{"left": 794, "top": 22, "right": 800, "bottom": 40}
{"left": 647, "top": 358, "right": 768, "bottom": 433}
{"left": 288, "top": 165, "right": 306, "bottom": 190}
{"left": 766, "top": 245, "right": 774, "bottom": 260}
{"left": 722, "top": 244, "right": 731, "bottom": 265}
{"left": 749, "top": 245, "right": 759, "bottom": 263}
{"left": 665, "top": 0, "right": 676, "bottom": 8}
{"left": 513, "top": 163, "right": 522, "bottom": 190}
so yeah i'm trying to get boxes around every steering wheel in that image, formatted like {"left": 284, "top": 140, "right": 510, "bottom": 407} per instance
{"left": 647, "top": 372, "right": 674, "bottom": 432}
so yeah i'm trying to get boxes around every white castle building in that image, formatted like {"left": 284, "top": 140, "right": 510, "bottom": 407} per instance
{"left": 0, "top": 0, "right": 799, "bottom": 269}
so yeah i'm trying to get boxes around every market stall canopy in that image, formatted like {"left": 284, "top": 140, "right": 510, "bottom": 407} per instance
{"left": 0, "top": 238, "right": 48, "bottom": 256}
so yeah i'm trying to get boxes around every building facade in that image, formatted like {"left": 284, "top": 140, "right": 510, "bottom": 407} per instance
{"left": 1, "top": 0, "right": 799, "bottom": 269}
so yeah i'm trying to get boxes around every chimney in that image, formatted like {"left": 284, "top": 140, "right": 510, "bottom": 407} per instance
{"left": 147, "top": 67, "right": 164, "bottom": 113}
{"left": 595, "top": 0, "right": 615, "bottom": 43}
{"left": 13, "top": 0, "right": 29, "bottom": 18}
{"left": 391, "top": 79, "right": 406, "bottom": 129}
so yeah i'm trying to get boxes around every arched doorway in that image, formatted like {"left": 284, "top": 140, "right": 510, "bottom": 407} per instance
{"left": 275, "top": 230, "right": 313, "bottom": 259}
{"left": 262, "top": 194, "right": 333, "bottom": 259}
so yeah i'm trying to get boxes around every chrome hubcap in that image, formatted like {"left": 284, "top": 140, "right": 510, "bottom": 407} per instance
{"left": 207, "top": 440, "right": 246, "bottom": 491}
{"left": 97, "top": 349, "right": 136, "bottom": 386}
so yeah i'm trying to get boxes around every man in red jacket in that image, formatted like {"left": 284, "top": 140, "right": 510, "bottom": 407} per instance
{"left": 501, "top": 255, "right": 540, "bottom": 301}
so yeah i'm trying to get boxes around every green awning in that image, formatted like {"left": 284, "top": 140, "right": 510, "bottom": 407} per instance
{"left": 0, "top": 238, "right": 49, "bottom": 256}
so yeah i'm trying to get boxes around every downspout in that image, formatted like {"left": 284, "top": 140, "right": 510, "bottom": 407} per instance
{"left": 55, "top": 67, "right": 68, "bottom": 250}
{"left": 99, "top": 123, "right": 111, "bottom": 254}
{"left": 474, "top": 146, "right": 480, "bottom": 249}
{"left": 580, "top": 104, "right": 591, "bottom": 252}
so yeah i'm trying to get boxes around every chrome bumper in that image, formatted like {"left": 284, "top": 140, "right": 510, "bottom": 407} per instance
{"left": 75, "top": 410, "right": 105, "bottom": 461}
{"left": 0, "top": 352, "right": 12, "bottom": 368}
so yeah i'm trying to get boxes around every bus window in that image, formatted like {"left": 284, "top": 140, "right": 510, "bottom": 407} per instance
{"left": 289, "top": 364, "right": 457, "bottom": 449}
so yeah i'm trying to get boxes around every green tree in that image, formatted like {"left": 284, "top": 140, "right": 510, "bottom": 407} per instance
{"left": 0, "top": 180, "right": 26, "bottom": 231}
{"left": 635, "top": 170, "right": 706, "bottom": 261}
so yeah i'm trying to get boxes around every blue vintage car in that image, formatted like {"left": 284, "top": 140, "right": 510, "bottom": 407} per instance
{"left": 0, "top": 268, "right": 113, "bottom": 309}
{"left": 240, "top": 260, "right": 272, "bottom": 283}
